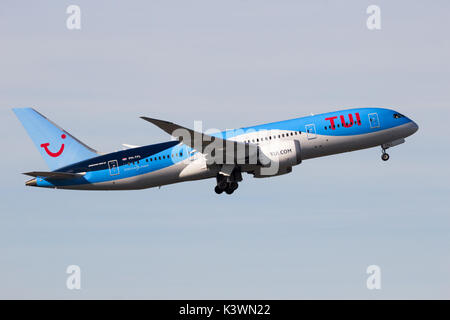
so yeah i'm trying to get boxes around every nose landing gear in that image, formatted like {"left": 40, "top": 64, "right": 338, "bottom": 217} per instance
{"left": 381, "top": 148, "right": 390, "bottom": 161}
{"left": 380, "top": 139, "right": 406, "bottom": 162}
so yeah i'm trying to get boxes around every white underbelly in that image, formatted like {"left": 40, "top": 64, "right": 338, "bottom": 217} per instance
{"left": 301, "top": 124, "right": 409, "bottom": 160}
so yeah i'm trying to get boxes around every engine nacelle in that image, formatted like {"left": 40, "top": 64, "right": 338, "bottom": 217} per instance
{"left": 253, "top": 140, "right": 302, "bottom": 178}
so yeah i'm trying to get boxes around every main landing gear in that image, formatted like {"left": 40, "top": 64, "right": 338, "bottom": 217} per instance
{"left": 214, "top": 171, "right": 241, "bottom": 195}
{"left": 381, "top": 148, "right": 390, "bottom": 161}
{"left": 214, "top": 182, "right": 238, "bottom": 195}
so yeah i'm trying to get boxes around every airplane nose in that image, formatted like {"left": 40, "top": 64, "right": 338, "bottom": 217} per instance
{"left": 405, "top": 120, "right": 419, "bottom": 137}
{"left": 411, "top": 121, "right": 419, "bottom": 134}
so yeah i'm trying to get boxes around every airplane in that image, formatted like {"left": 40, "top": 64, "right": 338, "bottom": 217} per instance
{"left": 13, "top": 107, "right": 418, "bottom": 194}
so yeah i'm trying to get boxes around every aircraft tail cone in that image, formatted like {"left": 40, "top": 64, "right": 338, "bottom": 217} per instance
{"left": 25, "top": 178, "right": 37, "bottom": 187}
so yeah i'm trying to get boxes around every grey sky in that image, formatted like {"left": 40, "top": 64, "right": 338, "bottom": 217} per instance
{"left": 0, "top": 1, "right": 449, "bottom": 299}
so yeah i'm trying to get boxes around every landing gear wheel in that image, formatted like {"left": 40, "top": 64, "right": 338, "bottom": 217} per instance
{"left": 225, "top": 186, "right": 235, "bottom": 195}
{"left": 215, "top": 172, "right": 241, "bottom": 195}
{"left": 381, "top": 153, "right": 390, "bottom": 161}
{"left": 215, "top": 186, "right": 223, "bottom": 194}
{"left": 225, "top": 182, "right": 239, "bottom": 194}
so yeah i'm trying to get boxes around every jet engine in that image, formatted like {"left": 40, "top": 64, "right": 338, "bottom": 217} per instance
{"left": 253, "top": 140, "right": 302, "bottom": 178}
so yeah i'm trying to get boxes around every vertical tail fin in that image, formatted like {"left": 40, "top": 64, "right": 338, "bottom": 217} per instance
{"left": 13, "top": 108, "right": 99, "bottom": 170}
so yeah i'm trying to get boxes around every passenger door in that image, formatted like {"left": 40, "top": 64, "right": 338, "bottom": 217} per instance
{"left": 368, "top": 113, "right": 380, "bottom": 129}
{"left": 108, "top": 160, "right": 120, "bottom": 176}
{"left": 305, "top": 124, "right": 317, "bottom": 140}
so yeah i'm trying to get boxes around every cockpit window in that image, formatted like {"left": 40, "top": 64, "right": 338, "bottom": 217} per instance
{"left": 393, "top": 113, "right": 405, "bottom": 119}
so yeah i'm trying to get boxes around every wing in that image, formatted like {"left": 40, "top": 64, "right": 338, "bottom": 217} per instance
{"left": 140, "top": 117, "right": 263, "bottom": 166}
{"left": 122, "top": 144, "right": 141, "bottom": 149}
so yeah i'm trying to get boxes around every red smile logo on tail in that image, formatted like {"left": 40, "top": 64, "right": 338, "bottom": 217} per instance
{"left": 40, "top": 134, "right": 66, "bottom": 157}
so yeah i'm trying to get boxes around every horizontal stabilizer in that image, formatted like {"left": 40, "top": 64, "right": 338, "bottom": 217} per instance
{"left": 23, "top": 171, "right": 84, "bottom": 179}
